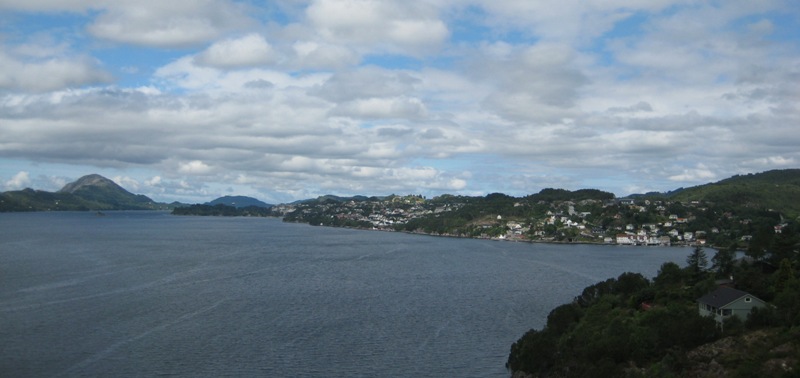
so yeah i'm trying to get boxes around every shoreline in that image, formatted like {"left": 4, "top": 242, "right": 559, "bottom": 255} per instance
{"left": 285, "top": 218, "right": 711, "bottom": 250}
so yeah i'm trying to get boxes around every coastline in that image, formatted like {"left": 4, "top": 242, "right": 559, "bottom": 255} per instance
{"left": 284, "top": 218, "right": 708, "bottom": 250}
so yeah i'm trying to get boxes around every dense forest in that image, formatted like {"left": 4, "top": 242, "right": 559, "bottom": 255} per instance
{"left": 507, "top": 243, "right": 800, "bottom": 377}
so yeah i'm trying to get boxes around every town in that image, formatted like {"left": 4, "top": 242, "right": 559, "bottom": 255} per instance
{"left": 272, "top": 191, "right": 788, "bottom": 250}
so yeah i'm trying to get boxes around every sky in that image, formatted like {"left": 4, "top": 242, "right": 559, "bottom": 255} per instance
{"left": 0, "top": 1, "right": 798, "bottom": 204}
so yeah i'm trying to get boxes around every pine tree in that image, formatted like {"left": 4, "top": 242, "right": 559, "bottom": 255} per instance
{"left": 711, "top": 243, "right": 736, "bottom": 278}
{"left": 686, "top": 246, "right": 708, "bottom": 283}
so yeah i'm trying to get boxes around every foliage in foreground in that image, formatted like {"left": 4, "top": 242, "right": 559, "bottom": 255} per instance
{"left": 507, "top": 246, "right": 800, "bottom": 377}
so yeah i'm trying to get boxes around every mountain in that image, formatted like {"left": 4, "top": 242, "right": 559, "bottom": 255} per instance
{"left": 58, "top": 174, "right": 156, "bottom": 210}
{"left": 3, "top": 169, "right": 799, "bottom": 215}
{"left": 636, "top": 169, "right": 800, "bottom": 218}
{"left": 0, "top": 174, "right": 167, "bottom": 212}
{"left": 206, "top": 195, "right": 272, "bottom": 208}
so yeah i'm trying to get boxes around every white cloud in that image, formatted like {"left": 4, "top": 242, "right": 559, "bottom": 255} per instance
{"left": 0, "top": 51, "right": 112, "bottom": 92}
{"left": 195, "top": 34, "right": 277, "bottom": 68}
{"left": 87, "top": 0, "right": 253, "bottom": 47}
{"left": 154, "top": 56, "right": 330, "bottom": 93}
{"left": 306, "top": 0, "right": 449, "bottom": 55}
{"left": 331, "top": 97, "right": 427, "bottom": 120}
{"left": 4, "top": 171, "right": 31, "bottom": 190}
{"left": 0, "top": 1, "right": 798, "bottom": 200}
{"left": 291, "top": 41, "right": 359, "bottom": 69}
{"left": 113, "top": 176, "right": 141, "bottom": 191}
{"left": 178, "top": 160, "right": 213, "bottom": 175}
{"left": 145, "top": 176, "right": 162, "bottom": 186}
{"left": 668, "top": 165, "right": 717, "bottom": 183}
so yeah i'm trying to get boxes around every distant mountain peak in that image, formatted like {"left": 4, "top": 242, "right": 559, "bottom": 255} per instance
{"left": 55, "top": 174, "right": 155, "bottom": 209}
{"left": 59, "top": 174, "right": 125, "bottom": 194}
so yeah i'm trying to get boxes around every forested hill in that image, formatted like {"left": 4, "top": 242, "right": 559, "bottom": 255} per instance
{"left": 0, "top": 174, "right": 169, "bottom": 211}
{"left": 643, "top": 169, "right": 800, "bottom": 218}
{"left": 506, "top": 246, "right": 800, "bottom": 376}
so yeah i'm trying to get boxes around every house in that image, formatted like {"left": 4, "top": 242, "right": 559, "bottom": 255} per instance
{"left": 697, "top": 287, "right": 767, "bottom": 325}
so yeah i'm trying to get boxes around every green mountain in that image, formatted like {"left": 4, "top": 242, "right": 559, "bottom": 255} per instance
{"left": 0, "top": 188, "right": 101, "bottom": 211}
{"left": 647, "top": 169, "right": 800, "bottom": 218}
{"left": 206, "top": 195, "right": 272, "bottom": 208}
{"left": 0, "top": 174, "right": 165, "bottom": 211}
{"left": 58, "top": 174, "right": 156, "bottom": 209}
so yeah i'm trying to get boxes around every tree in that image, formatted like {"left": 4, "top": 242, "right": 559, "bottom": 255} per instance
{"left": 711, "top": 243, "right": 737, "bottom": 278}
{"left": 773, "top": 258, "right": 796, "bottom": 294}
{"left": 653, "top": 261, "right": 686, "bottom": 298}
{"left": 686, "top": 246, "right": 708, "bottom": 284}
{"left": 746, "top": 225, "right": 772, "bottom": 261}
{"left": 769, "top": 225, "right": 799, "bottom": 265}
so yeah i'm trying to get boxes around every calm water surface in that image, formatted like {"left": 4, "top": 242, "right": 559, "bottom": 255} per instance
{"left": 0, "top": 211, "right": 690, "bottom": 377}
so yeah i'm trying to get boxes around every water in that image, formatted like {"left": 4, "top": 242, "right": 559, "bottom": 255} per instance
{"left": 0, "top": 211, "right": 690, "bottom": 377}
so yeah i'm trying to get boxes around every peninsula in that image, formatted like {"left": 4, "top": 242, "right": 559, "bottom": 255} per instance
{"left": 214, "top": 169, "right": 797, "bottom": 252}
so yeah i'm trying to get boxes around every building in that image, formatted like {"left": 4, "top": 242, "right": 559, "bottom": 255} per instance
{"left": 697, "top": 287, "right": 766, "bottom": 325}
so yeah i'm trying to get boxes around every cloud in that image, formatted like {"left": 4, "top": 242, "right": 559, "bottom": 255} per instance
{"left": 195, "top": 34, "right": 277, "bottom": 68}
{"left": 145, "top": 176, "right": 162, "bottom": 186}
{"left": 87, "top": 0, "right": 253, "bottom": 47}
{"left": 608, "top": 101, "right": 653, "bottom": 113}
{"left": 306, "top": 0, "right": 449, "bottom": 55}
{"left": 472, "top": 0, "right": 682, "bottom": 43}
{"left": 472, "top": 42, "right": 589, "bottom": 122}
{"left": 0, "top": 1, "right": 798, "bottom": 201}
{"left": 4, "top": 171, "right": 31, "bottom": 190}
{"left": 113, "top": 175, "right": 141, "bottom": 191}
{"left": 0, "top": 50, "right": 112, "bottom": 92}
{"left": 668, "top": 165, "right": 717, "bottom": 183}
{"left": 330, "top": 97, "right": 427, "bottom": 120}
{"left": 0, "top": 0, "right": 99, "bottom": 11}
{"left": 178, "top": 160, "right": 213, "bottom": 175}
{"left": 312, "top": 66, "right": 421, "bottom": 102}
{"left": 153, "top": 55, "right": 330, "bottom": 92}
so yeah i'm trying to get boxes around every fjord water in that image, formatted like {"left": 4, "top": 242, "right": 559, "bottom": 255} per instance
{"left": 1, "top": 212, "right": 689, "bottom": 377}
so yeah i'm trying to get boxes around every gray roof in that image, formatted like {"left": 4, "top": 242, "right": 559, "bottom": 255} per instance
{"left": 697, "top": 287, "right": 753, "bottom": 308}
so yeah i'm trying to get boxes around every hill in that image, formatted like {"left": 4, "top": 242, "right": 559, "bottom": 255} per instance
{"left": 657, "top": 169, "right": 800, "bottom": 218}
{"left": 206, "top": 195, "right": 271, "bottom": 208}
{"left": 507, "top": 247, "right": 800, "bottom": 377}
{"left": 58, "top": 174, "right": 156, "bottom": 209}
{"left": 0, "top": 188, "right": 105, "bottom": 211}
{"left": 0, "top": 174, "right": 166, "bottom": 211}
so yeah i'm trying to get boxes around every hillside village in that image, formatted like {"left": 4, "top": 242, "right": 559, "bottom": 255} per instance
{"left": 273, "top": 192, "right": 790, "bottom": 250}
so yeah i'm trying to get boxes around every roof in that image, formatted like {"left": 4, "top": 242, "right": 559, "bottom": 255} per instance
{"left": 697, "top": 287, "right": 754, "bottom": 308}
